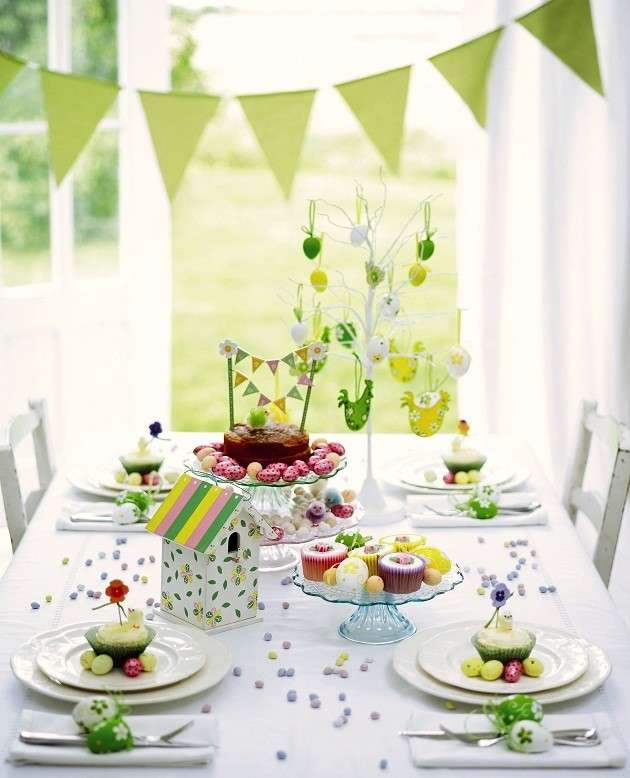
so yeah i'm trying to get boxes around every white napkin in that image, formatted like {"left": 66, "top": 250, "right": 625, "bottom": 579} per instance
{"left": 406, "top": 492, "right": 548, "bottom": 528}
{"left": 406, "top": 712, "right": 626, "bottom": 769}
{"left": 56, "top": 501, "right": 151, "bottom": 532}
{"left": 9, "top": 710, "right": 218, "bottom": 766}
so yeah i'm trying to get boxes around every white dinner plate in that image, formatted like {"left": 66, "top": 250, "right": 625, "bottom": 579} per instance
{"left": 12, "top": 621, "right": 231, "bottom": 706}
{"left": 67, "top": 472, "right": 167, "bottom": 502}
{"left": 417, "top": 620, "right": 588, "bottom": 695}
{"left": 35, "top": 621, "right": 206, "bottom": 692}
{"left": 400, "top": 458, "right": 515, "bottom": 492}
{"left": 393, "top": 626, "right": 611, "bottom": 705}
{"left": 98, "top": 469, "right": 173, "bottom": 493}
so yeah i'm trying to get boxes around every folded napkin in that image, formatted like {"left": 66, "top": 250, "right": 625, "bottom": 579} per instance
{"left": 406, "top": 712, "right": 626, "bottom": 769}
{"left": 9, "top": 711, "right": 217, "bottom": 766}
{"left": 56, "top": 501, "right": 152, "bottom": 532}
{"left": 406, "top": 492, "right": 548, "bottom": 528}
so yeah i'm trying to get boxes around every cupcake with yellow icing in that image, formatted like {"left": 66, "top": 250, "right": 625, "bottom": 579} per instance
{"left": 349, "top": 542, "right": 393, "bottom": 577}
{"left": 379, "top": 533, "right": 426, "bottom": 553}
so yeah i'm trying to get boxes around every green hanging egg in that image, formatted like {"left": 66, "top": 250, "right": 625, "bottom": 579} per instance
{"left": 417, "top": 238, "right": 434, "bottom": 260}
{"left": 335, "top": 321, "right": 357, "bottom": 350}
{"left": 365, "top": 263, "right": 385, "bottom": 289}
{"left": 86, "top": 716, "right": 134, "bottom": 754}
{"left": 490, "top": 694, "right": 544, "bottom": 734}
{"left": 303, "top": 235, "right": 321, "bottom": 260}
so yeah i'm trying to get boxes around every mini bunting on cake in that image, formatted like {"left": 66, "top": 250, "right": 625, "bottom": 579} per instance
{"left": 258, "top": 394, "right": 271, "bottom": 406}
{"left": 281, "top": 353, "right": 296, "bottom": 369}
{"left": 266, "top": 359, "right": 279, "bottom": 374}
{"left": 234, "top": 371, "right": 248, "bottom": 387}
{"left": 235, "top": 348, "right": 249, "bottom": 364}
{"left": 287, "top": 385, "right": 303, "bottom": 401}
{"left": 297, "top": 373, "right": 314, "bottom": 387}
{"left": 295, "top": 346, "right": 309, "bottom": 362}
{"left": 243, "top": 381, "right": 259, "bottom": 396}
{"left": 273, "top": 397, "right": 287, "bottom": 413}
{"left": 251, "top": 356, "right": 264, "bottom": 372}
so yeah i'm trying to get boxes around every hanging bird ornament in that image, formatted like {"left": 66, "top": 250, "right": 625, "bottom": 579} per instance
{"left": 401, "top": 390, "right": 451, "bottom": 437}
{"left": 338, "top": 380, "right": 374, "bottom": 431}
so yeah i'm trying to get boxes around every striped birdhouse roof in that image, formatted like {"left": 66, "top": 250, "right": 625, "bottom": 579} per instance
{"left": 145, "top": 473, "right": 244, "bottom": 553}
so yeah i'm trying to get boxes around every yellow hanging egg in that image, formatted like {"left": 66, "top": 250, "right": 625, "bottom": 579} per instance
{"left": 310, "top": 268, "right": 328, "bottom": 293}
{"left": 408, "top": 263, "right": 427, "bottom": 287}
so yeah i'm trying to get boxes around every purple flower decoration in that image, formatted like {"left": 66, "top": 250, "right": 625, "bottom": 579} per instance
{"left": 490, "top": 582, "right": 512, "bottom": 609}
{"left": 148, "top": 421, "right": 163, "bottom": 438}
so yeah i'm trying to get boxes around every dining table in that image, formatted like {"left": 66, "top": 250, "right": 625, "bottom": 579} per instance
{"left": 0, "top": 432, "right": 629, "bottom": 777}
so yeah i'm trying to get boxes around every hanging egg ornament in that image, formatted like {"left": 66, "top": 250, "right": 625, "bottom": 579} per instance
{"left": 291, "top": 320, "right": 309, "bottom": 345}
{"left": 350, "top": 224, "right": 369, "bottom": 247}
{"left": 366, "top": 336, "right": 389, "bottom": 364}
{"left": 310, "top": 268, "right": 328, "bottom": 293}
{"left": 408, "top": 263, "right": 427, "bottom": 287}
{"left": 417, "top": 237, "right": 435, "bottom": 260}
{"left": 379, "top": 293, "right": 400, "bottom": 319}
{"left": 445, "top": 345, "right": 471, "bottom": 378}
{"left": 303, "top": 235, "right": 321, "bottom": 260}
{"left": 335, "top": 321, "right": 357, "bottom": 350}
{"left": 507, "top": 721, "right": 553, "bottom": 754}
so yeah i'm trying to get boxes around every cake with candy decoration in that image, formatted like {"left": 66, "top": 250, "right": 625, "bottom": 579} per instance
{"left": 224, "top": 421, "right": 310, "bottom": 468}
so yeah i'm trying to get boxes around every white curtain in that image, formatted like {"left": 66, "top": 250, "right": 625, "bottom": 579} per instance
{"left": 458, "top": 0, "right": 630, "bottom": 482}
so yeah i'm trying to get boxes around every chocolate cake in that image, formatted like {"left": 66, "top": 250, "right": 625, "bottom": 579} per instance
{"left": 224, "top": 423, "right": 310, "bottom": 467}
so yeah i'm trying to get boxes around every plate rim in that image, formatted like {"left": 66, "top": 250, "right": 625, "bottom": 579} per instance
{"left": 416, "top": 619, "right": 589, "bottom": 695}
{"left": 11, "top": 620, "right": 231, "bottom": 706}
{"left": 393, "top": 627, "right": 611, "bottom": 705}
{"left": 34, "top": 621, "right": 206, "bottom": 693}
{"left": 400, "top": 459, "right": 516, "bottom": 492}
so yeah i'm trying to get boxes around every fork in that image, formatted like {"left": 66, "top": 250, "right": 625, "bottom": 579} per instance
{"left": 19, "top": 720, "right": 205, "bottom": 749}
{"left": 439, "top": 724, "right": 601, "bottom": 748}
{"left": 422, "top": 502, "right": 541, "bottom": 517}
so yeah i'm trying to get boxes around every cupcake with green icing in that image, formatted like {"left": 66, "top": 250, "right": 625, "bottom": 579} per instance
{"left": 119, "top": 436, "right": 163, "bottom": 476}
{"left": 471, "top": 583, "right": 536, "bottom": 662}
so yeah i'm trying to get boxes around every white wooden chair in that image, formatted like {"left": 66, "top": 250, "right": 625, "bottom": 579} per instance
{"left": 563, "top": 399, "right": 630, "bottom": 586}
{"left": 0, "top": 398, "right": 56, "bottom": 551}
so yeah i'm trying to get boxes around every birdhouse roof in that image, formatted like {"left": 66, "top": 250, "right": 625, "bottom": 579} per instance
{"left": 145, "top": 474, "right": 243, "bottom": 553}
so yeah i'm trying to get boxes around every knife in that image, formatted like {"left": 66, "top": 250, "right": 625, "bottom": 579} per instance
{"left": 399, "top": 727, "right": 592, "bottom": 739}
{"left": 19, "top": 731, "right": 209, "bottom": 749}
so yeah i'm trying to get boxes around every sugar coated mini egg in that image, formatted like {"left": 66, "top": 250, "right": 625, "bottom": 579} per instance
{"left": 139, "top": 652, "right": 158, "bottom": 672}
{"left": 91, "top": 654, "right": 114, "bottom": 676}
{"left": 424, "top": 469, "right": 437, "bottom": 483}
{"left": 454, "top": 471, "right": 469, "bottom": 485}
{"left": 503, "top": 660, "right": 523, "bottom": 683}
{"left": 522, "top": 657, "right": 544, "bottom": 677}
{"left": 195, "top": 446, "right": 215, "bottom": 461}
{"left": 423, "top": 567, "right": 443, "bottom": 586}
{"left": 507, "top": 720, "right": 553, "bottom": 754}
{"left": 127, "top": 473, "right": 142, "bottom": 486}
{"left": 80, "top": 650, "right": 96, "bottom": 670}
{"left": 480, "top": 660, "right": 503, "bottom": 681}
{"left": 365, "top": 576, "right": 384, "bottom": 594}
{"left": 113, "top": 469, "right": 127, "bottom": 484}
{"left": 461, "top": 658, "right": 484, "bottom": 677}
{"left": 201, "top": 455, "right": 217, "bottom": 472}
{"left": 336, "top": 557, "right": 369, "bottom": 591}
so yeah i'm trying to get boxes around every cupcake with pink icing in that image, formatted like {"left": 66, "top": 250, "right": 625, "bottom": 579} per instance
{"left": 378, "top": 552, "right": 426, "bottom": 593}
{"left": 301, "top": 541, "right": 348, "bottom": 581}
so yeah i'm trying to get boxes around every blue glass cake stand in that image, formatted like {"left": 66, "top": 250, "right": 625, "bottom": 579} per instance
{"left": 293, "top": 566, "right": 464, "bottom": 644}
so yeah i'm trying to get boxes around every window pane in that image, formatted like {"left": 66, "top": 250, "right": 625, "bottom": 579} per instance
{"left": 72, "top": 0, "right": 117, "bottom": 80}
{"left": 73, "top": 130, "right": 118, "bottom": 278}
{"left": 0, "top": 0, "right": 47, "bottom": 121}
{"left": 0, "top": 133, "right": 51, "bottom": 286}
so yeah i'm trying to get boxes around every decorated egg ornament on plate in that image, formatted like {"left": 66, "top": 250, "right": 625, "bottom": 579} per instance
{"left": 507, "top": 720, "right": 553, "bottom": 754}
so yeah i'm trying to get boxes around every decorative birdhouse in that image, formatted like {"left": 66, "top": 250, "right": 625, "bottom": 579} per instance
{"left": 146, "top": 473, "right": 270, "bottom": 631}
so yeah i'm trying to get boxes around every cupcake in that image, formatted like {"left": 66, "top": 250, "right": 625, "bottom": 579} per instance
{"left": 301, "top": 541, "right": 348, "bottom": 581}
{"left": 349, "top": 542, "right": 393, "bottom": 577}
{"left": 85, "top": 609, "right": 155, "bottom": 667}
{"left": 119, "top": 436, "right": 163, "bottom": 476}
{"left": 471, "top": 611, "right": 536, "bottom": 662}
{"left": 379, "top": 533, "right": 426, "bottom": 553}
{"left": 378, "top": 552, "right": 425, "bottom": 593}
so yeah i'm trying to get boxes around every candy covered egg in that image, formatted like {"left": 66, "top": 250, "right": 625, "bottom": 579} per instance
{"left": 335, "top": 557, "right": 370, "bottom": 592}
{"left": 72, "top": 696, "right": 118, "bottom": 733}
{"left": 507, "top": 720, "right": 553, "bottom": 754}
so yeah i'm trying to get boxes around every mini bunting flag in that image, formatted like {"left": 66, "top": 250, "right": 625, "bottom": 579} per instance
{"left": 429, "top": 28, "right": 504, "bottom": 128}
{"left": 235, "top": 348, "right": 249, "bottom": 364}
{"left": 287, "top": 386, "right": 303, "bottom": 401}
{"left": 0, "top": 51, "right": 24, "bottom": 97}
{"left": 251, "top": 356, "right": 264, "bottom": 372}
{"left": 516, "top": 0, "right": 603, "bottom": 96}
{"left": 243, "top": 381, "right": 259, "bottom": 396}
{"left": 238, "top": 89, "right": 317, "bottom": 198}
{"left": 335, "top": 66, "right": 411, "bottom": 173}
{"left": 40, "top": 69, "right": 120, "bottom": 185}
{"left": 139, "top": 91, "right": 221, "bottom": 200}
{"left": 234, "top": 371, "right": 247, "bottom": 387}
{"left": 258, "top": 394, "right": 271, "bottom": 406}
{"left": 273, "top": 397, "right": 287, "bottom": 413}
{"left": 297, "top": 373, "right": 313, "bottom": 387}
{"left": 266, "top": 360, "right": 279, "bottom": 374}
{"left": 295, "top": 346, "right": 309, "bottom": 362}
{"left": 281, "top": 353, "right": 296, "bottom": 369}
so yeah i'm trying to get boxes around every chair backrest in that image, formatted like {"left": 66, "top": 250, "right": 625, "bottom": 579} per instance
{"left": 563, "top": 399, "right": 630, "bottom": 586}
{"left": 0, "top": 398, "right": 56, "bottom": 550}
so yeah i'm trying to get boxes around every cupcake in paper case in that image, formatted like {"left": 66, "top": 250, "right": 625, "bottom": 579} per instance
{"left": 378, "top": 552, "right": 426, "bottom": 594}
{"left": 301, "top": 541, "right": 348, "bottom": 581}
{"left": 349, "top": 542, "right": 393, "bottom": 577}
{"left": 379, "top": 533, "right": 426, "bottom": 553}
{"left": 471, "top": 611, "right": 536, "bottom": 662}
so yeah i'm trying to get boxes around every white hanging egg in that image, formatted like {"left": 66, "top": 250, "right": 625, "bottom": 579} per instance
{"left": 507, "top": 720, "right": 553, "bottom": 754}
{"left": 445, "top": 345, "right": 471, "bottom": 378}
{"left": 291, "top": 321, "right": 309, "bottom": 345}
{"left": 335, "top": 557, "right": 369, "bottom": 591}
{"left": 366, "top": 336, "right": 389, "bottom": 364}
{"left": 72, "top": 697, "right": 118, "bottom": 732}
{"left": 379, "top": 293, "right": 400, "bottom": 319}
{"left": 350, "top": 224, "right": 369, "bottom": 247}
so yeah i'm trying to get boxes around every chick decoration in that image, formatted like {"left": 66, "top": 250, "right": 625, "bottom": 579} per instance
{"left": 401, "top": 390, "right": 450, "bottom": 437}
{"left": 338, "top": 380, "right": 374, "bottom": 432}
{"left": 388, "top": 338, "right": 424, "bottom": 383}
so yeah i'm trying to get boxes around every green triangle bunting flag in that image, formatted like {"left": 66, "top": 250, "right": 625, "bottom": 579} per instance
{"left": 238, "top": 89, "right": 316, "bottom": 198}
{"left": 429, "top": 28, "right": 504, "bottom": 128}
{"left": 40, "top": 69, "right": 120, "bottom": 185}
{"left": 235, "top": 348, "right": 249, "bottom": 364}
{"left": 335, "top": 66, "right": 411, "bottom": 174}
{"left": 242, "top": 381, "right": 259, "bottom": 397}
{"left": 287, "top": 385, "right": 303, "bottom": 402}
{"left": 281, "top": 353, "right": 296, "bottom": 369}
{"left": 139, "top": 91, "right": 220, "bottom": 201}
{"left": 517, "top": 0, "right": 603, "bottom": 96}
{"left": 0, "top": 50, "right": 25, "bottom": 97}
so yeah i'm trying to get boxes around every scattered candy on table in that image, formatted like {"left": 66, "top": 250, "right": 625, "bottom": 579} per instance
{"left": 232, "top": 666, "right": 242, "bottom": 677}
{"left": 263, "top": 632, "right": 272, "bottom": 641}
{"left": 268, "top": 650, "right": 278, "bottom": 660}
{"left": 276, "top": 750, "right": 287, "bottom": 761}
{"left": 254, "top": 680, "right": 264, "bottom": 689}
{"left": 370, "top": 711, "right": 380, "bottom": 720}
{"left": 287, "top": 690, "right": 297, "bottom": 702}
{"left": 201, "top": 703, "right": 212, "bottom": 714}
{"left": 30, "top": 601, "right": 40, "bottom": 609}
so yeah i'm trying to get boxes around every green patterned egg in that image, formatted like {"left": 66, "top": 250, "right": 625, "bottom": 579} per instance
{"left": 86, "top": 716, "right": 133, "bottom": 754}
{"left": 493, "top": 694, "right": 544, "bottom": 732}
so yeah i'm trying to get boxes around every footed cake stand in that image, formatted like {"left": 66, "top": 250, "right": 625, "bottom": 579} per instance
{"left": 188, "top": 461, "right": 356, "bottom": 572}
{"left": 293, "top": 566, "right": 464, "bottom": 644}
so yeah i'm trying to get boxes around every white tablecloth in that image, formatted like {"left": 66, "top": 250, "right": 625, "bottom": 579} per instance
{"left": 1, "top": 433, "right": 629, "bottom": 777}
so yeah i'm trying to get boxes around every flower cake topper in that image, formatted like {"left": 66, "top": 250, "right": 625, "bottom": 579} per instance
{"left": 92, "top": 578, "right": 130, "bottom": 624}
